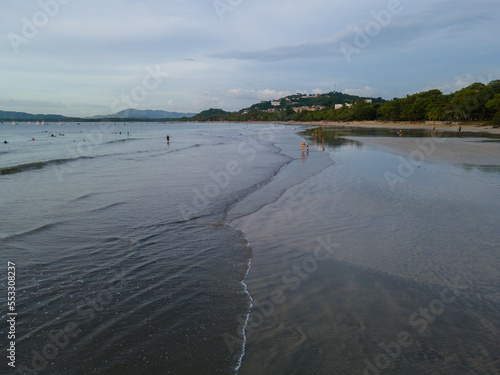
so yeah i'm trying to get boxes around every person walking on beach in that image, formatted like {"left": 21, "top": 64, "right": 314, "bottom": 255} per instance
{"left": 458, "top": 126, "right": 462, "bottom": 134}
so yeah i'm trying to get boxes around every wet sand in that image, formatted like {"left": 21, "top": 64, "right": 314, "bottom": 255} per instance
{"left": 349, "top": 137, "right": 500, "bottom": 166}
{"left": 235, "top": 130, "right": 500, "bottom": 374}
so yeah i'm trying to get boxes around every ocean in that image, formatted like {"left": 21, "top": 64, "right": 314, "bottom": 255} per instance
{"left": 1, "top": 122, "right": 499, "bottom": 374}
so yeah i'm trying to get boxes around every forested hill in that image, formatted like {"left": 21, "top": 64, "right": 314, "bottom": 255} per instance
{"left": 189, "top": 91, "right": 384, "bottom": 122}
{"left": 189, "top": 81, "right": 500, "bottom": 124}
{"left": 246, "top": 91, "right": 385, "bottom": 112}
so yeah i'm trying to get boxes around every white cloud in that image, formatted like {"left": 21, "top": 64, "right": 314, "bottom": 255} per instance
{"left": 190, "top": 91, "right": 225, "bottom": 111}
{"left": 425, "top": 73, "right": 497, "bottom": 93}
{"left": 344, "top": 86, "right": 384, "bottom": 97}
{"left": 224, "top": 89, "right": 291, "bottom": 101}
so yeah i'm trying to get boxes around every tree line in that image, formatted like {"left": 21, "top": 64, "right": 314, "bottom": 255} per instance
{"left": 189, "top": 81, "right": 500, "bottom": 125}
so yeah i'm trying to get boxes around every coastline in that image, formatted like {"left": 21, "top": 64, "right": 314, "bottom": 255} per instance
{"left": 184, "top": 120, "right": 500, "bottom": 135}
{"left": 295, "top": 120, "right": 500, "bottom": 135}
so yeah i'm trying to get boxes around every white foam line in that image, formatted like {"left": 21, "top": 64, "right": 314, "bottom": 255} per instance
{"left": 234, "top": 236, "right": 253, "bottom": 374}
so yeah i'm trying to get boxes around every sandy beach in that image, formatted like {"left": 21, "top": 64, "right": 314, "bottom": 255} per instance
{"left": 236, "top": 126, "right": 500, "bottom": 374}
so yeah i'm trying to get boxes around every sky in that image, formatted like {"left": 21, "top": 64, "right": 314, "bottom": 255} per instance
{"left": 1, "top": 0, "right": 500, "bottom": 117}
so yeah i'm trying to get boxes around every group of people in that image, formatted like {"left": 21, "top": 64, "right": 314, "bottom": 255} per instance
{"left": 313, "top": 129, "right": 326, "bottom": 151}
{"left": 301, "top": 141, "right": 309, "bottom": 156}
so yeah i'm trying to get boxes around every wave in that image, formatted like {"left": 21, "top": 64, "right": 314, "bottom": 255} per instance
{"left": 1, "top": 141, "right": 217, "bottom": 177}
{"left": 0, "top": 156, "right": 94, "bottom": 176}
{"left": 88, "top": 202, "right": 126, "bottom": 213}
{"left": 105, "top": 138, "right": 139, "bottom": 145}
{"left": 164, "top": 143, "right": 204, "bottom": 155}
{"left": 233, "top": 230, "right": 253, "bottom": 373}
{"left": 69, "top": 192, "right": 100, "bottom": 202}
{"left": 1, "top": 222, "right": 59, "bottom": 242}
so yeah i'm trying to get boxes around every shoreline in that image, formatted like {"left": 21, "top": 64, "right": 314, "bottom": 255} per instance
{"left": 293, "top": 120, "right": 500, "bottom": 135}
{"left": 7, "top": 120, "right": 500, "bottom": 135}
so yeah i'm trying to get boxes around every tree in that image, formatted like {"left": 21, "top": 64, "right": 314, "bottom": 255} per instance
{"left": 377, "top": 101, "right": 400, "bottom": 121}
{"left": 409, "top": 97, "right": 429, "bottom": 121}
{"left": 449, "top": 83, "right": 488, "bottom": 121}
{"left": 493, "top": 112, "right": 500, "bottom": 125}
{"left": 426, "top": 103, "right": 445, "bottom": 122}
{"left": 486, "top": 93, "right": 500, "bottom": 113}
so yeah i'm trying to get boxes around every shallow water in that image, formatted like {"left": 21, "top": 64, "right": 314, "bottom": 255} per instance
{"left": 1, "top": 123, "right": 499, "bottom": 374}
{"left": 0, "top": 122, "right": 297, "bottom": 374}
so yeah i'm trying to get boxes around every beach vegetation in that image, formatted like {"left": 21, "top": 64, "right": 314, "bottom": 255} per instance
{"left": 185, "top": 80, "right": 500, "bottom": 125}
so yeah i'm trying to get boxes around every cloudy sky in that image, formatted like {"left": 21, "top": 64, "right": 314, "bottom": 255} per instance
{"left": 1, "top": 0, "right": 499, "bottom": 116}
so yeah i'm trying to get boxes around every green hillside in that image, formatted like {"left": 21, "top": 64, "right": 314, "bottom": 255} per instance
{"left": 189, "top": 81, "right": 500, "bottom": 124}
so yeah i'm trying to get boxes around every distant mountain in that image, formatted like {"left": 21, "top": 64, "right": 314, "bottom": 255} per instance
{"left": 0, "top": 110, "right": 69, "bottom": 121}
{"left": 0, "top": 108, "right": 196, "bottom": 121}
{"left": 189, "top": 108, "right": 230, "bottom": 121}
{"left": 93, "top": 109, "right": 195, "bottom": 119}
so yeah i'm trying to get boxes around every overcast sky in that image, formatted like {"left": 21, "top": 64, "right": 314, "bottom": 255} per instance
{"left": 1, "top": 0, "right": 499, "bottom": 116}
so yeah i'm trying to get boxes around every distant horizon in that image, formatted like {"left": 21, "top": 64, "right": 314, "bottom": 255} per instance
{"left": 1, "top": 80, "right": 497, "bottom": 118}
{"left": 2, "top": 79, "right": 499, "bottom": 120}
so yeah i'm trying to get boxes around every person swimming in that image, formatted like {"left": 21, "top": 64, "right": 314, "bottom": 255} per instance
{"left": 3, "top": 140, "right": 7, "bottom": 144}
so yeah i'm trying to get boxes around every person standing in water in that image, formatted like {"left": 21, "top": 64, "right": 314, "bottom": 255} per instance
{"left": 166, "top": 135, "right": 170, "bottom": 143}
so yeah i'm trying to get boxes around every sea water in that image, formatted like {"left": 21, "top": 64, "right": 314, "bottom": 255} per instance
{"left": 1, "top": 122, "right": 499, "bottom": 374}
{"left": 0, "top": 122, "right": 308, "bottom": 374}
